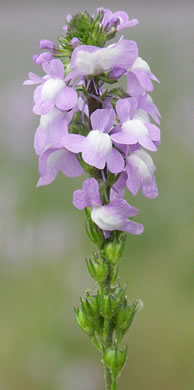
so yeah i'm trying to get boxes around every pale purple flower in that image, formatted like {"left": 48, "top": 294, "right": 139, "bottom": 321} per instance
{"left": 63, "top": 14, "right": 72, "bottom": 31}
{"left": 137, "top": 94, "right": 161, "bottom": 125}
{"left": 113, "top": 11, "right": 139, "bottom": 31}
{"left": 98, "top": 8, "right": 139, "bottom": 31}
{"left": 39, "top": 39, "right": 55, "bottom": 51}
{"left": 63, "top": 108, "right": 125, "bottom": 173}
{"left": 73, "top": 178, "right": 144, "bottom": 235}
{"left": 127, "top": 57, "right": 159, "bottom": 97}
{"left": 68, "top": 37, "right": 138, "bottom": 79}
{"left": 125, "top": 149, "right": 158, "bottom": 198}
{"left": 71, "top": 38, "right": 81, "bottom": 47}
{"left": 24, "top": 59, "right": 78, "bottom": 115}
{"left": 33, "top": 52, "right": 53, "bottom": 65}
{"left": 33, "top": 40, "right": 55, "bottom": 65}
{"left": 111, "top": 98, "right": 160, "bottom": 152}
{"left": 37, "top": 146, "right": 83, "bottom": 187}
{"left": 34, "top": 107, "right": 68, "bottom": 156}
{"left": 108, "top": 67, "right": 126, "bottom": 80}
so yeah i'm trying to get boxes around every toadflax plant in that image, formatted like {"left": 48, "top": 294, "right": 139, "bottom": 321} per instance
{"left": 24, "top": 7, "right": 161, "bottom": 390}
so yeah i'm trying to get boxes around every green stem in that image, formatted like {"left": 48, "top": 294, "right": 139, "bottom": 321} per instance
{"left": 111, "top": 376, "right": 117, "bottom": 390}
{"left": 104, "top": 366, "right": 112, "bottom": 390}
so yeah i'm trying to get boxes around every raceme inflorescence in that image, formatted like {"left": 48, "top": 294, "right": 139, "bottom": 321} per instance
{"left": 24, "top": 8, "right": 161, "bottom": 390}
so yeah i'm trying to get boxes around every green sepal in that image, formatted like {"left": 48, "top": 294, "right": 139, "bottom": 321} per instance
{"left": 74, "top": 307, "right": 94, "bottom": 336}
{"left": 85, "top": 208, "right": 105, "bottom": 248}
{"left": 103, "top": 345, "right": 128, "bottom": 377}
{"left": 99, "top": 75, "right": 118, "bottom": 84}
{"left": 104, "top": 232, "right": 127, "bottom": 264}
{"left": 60, "top": 11, "right": 116, "bottom": 48}
{"left": 100, "top": 294, "right": 118, "bottom": 320}
{"left": 86, "top": 254, "right": 108, "bottom": 283}
{"left": 80, "top": 295, "right": 99, "bottom": 318}
{"left": 110, "top": 264, "right": 119, "bottom": 285}
{"left": 115, "top": 299, "right": 143, "bottom": 343}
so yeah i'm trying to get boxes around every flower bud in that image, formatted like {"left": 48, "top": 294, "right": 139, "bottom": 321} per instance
{"left": 86, "top": 255, "right": 108, "bottom": 283}
{"left": 85, "top": 208, "right": 105, "bottom": 248}
{"left": 117, "top": 302, "right": 135, "bottom": 330}
{"left": 81, "top": 295, "right": 99, "bottom": 318}
{"left": 100, "top": 294, "right": 117, "bottom": 319}
{"left": 113, "top": 285, "right": 126, "bottom": 305}
{"left": 104, "top": 233, "right": 126, "bottom": 264}
{"left": 115, "top": 299, "right": 143, "bottom": 334}
{"left": 103, "top": 346, "right": 127, "bottom": 377}
{"left": 75, "top": 307, "right": 94, "bottom": 336}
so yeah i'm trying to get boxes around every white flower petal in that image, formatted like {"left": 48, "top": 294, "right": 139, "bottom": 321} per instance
{"left": 42, "top": 78, "right": 64, "bottom": 100}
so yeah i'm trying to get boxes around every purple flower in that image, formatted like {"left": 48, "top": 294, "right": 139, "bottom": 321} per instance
{"left": 33, "top": 40, "right": 55, "bottom": 65}
{"left": 63, "top": 14, "right": 72, "bottom": 31}
{"left": 34, "top": 106, "right": 69, "bottom": 156}
{"left": 24, "top": 59, "right": 78, "bottom": 115}
{"left": 113, "top": 11, "right": 139, "bottom": 31}
{"left": 125, "top": 149, "right": 158, "bottom": 198}
{"left": 137, "top": 94, "right": 161, "bottom": 125}
{"left": 98, "top": 8, "right": 139, "bottom": 31}
{"left": 69, "top": 37, "right": 138, "bottom": 78}
{"left": 127, "top": 57, "right": 159, "bottom": 97}
{"left": 63, "top": 108, "right": 124, "bottom": 173}
{"left": 39, "top": 39, "right": 55, "bottom": 51}
{"left": 111, "top": 98, "right": 160, "bottom": 151}
{"left": 37, "top": 146, "right": 83, "bottom": 187}
{"left": 71, "top": 37, "right": 81, "bottom": 47}
{"left": 73, "top": 178, "right": 144, "bottom": 235}
{"left": 108, "top": 67, "right": 126, "bottom": 80}
{"left": 33, "top": 52, "right": 53, "bottom": 65}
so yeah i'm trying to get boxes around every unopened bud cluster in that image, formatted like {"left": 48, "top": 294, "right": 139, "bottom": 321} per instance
{"left": 75, "top": 217, "right": 142, "bottom": 380}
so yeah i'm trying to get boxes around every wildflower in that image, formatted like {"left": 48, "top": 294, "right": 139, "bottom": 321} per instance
{"left": 98, "top": 8, "right": 139, "bottom": 31}
{"left": 125, "top": 149, "right": 158, "bottom": 198}
{"left": 73, "top": 178, "right": 144, "bottom": 234}
{"left": 63, "top": 108, "right": 124, "bottom": 173}
{"left": 69, "top": 37, "right": 138, "bottom": 79}
{"left": 34, "top": 106, "right": 69, "bottom": 156}
{"left": 127, "top": 57, "right": 159, "bottom": 97}
{"left": 37, "top": 146, "right": 83, "bottom": 187}
{"left": 24, "top": 8, "right": 161, "bottom": 390}
{"left": 111, "top": 97, "right": 160, "bottom": 151}
{"left": 24, "top": 59, "right": 78, "bottom": 115}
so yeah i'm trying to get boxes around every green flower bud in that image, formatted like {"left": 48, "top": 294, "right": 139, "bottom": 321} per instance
{"left": 115, "top": 299, "right": 143, "bottom": 336}
{"left": 110, "top": 265, "right": 118, "bottom": 285}
{"left": 85, "top": 208, "right": 105, "bottom": 248}
{"left": 81, "top": 295, "right": 99, "bottom": 318}
{"left": 100, "top": 294, "right": 117, "bottom": 319}
{"left": 112, "top": 285, "right": 127, "bottom": 306}
{"left": 104, "top": 233, "right": 127, "bottom": 264}
{"left": 103, "top": 346, "right": 127, "bottom": 377}
{"left": 86, "top": 255, "right": 108, "bottom": 283}
{"left": 75, "top": 307, "right": 94, "bottom": 336}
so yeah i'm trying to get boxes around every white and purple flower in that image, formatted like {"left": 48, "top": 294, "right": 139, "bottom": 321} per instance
{"left": 24, "top": 59, "right": 78, "bottom": 115}
{"left": 98, "top": 8, "right": 139, "bottom": 31}
{"left": 125, "top": 148, "right": 158, "bottom": 198}
{"left": 63, "top": 108, "right": 125, "bottom": 173}
{"left": 37, "top": 146, "right": 84, "bottom": 187}
{"left": 111, "top": 98, "right": 160, "bottom": 151}
{"left": 127, "top": 57, "right": 159, "bottom": 97}
{"left": 68, "top": 37, "right": 138, "bottom": 79}
{"left": 73, "top": 178, "right": 144, "bottom": 234}
{"left": 33, "top": 40, "right": 55, "bottom": 65}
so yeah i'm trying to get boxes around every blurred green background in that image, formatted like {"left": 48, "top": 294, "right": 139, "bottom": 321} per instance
{"left": 0, "top": 0, "right": 193, "bottom": 389}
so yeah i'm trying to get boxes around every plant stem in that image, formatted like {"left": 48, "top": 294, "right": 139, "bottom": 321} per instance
{"left": 104, "top": 366, "right": 112, "bottom": 390}
{"left": 111, "top": 376, "right": 117, "bottom": 390}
